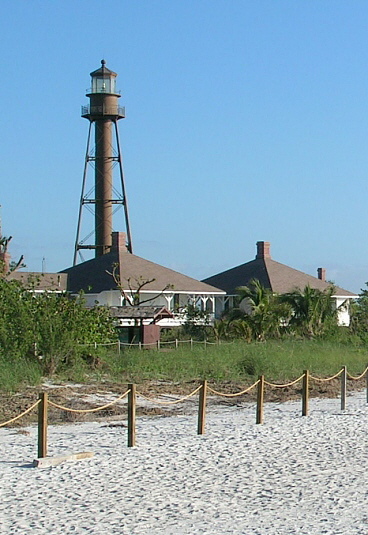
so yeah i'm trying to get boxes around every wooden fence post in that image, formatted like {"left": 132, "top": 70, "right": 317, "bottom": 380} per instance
{"left": 341, "top": 365, "right": 347, "bottom": 410}
{"left": 198, "top": 380, "right": 207, "bottom": 435}
{"left": 366, "top": 364, "right": 368, "bottom": 404}
{"left": 175, "top": 338, "right": 178, "bottom": 350}
{"left": 138, "top": 341, "right": 142, "bottom": 351}
{"left": 302, "top": 370, "right": 309, "bottom": 416}
{"left": 38, "top": 392, "right": 48, "bottom": 458}
{"left": 190, "top": 338, "right": 193, "bottom": 350}
{"left": 256, "top": 375, "right": 264, "bottom": 424}
{"left": 157, "top": 340, "right": 160, "bottom": 351}
{"left": 127, "top": 384, "right": 136, "bottom": 447}
{"left": 117, "top": 340, "right": 121, "bottom": 356}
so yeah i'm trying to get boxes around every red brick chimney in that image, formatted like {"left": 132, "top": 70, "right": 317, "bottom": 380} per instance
{"left": 112, "top": 232, "right": 128, "bottom": 252}
{"left": 256, "top": 241, "right": 271, "bottom": 260}
{"left": 317, "top": 267, "right": 326, "bottom": 282}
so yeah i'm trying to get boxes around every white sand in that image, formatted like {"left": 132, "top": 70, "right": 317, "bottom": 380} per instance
{"left": 1, "top": 392, "right": 368, "bottom": 534}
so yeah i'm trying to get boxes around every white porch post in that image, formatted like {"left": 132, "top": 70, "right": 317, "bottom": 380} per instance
{"left": 165, "top": 293, "right": 174, "bottom": 311}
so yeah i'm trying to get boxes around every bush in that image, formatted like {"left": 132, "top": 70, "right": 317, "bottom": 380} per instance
{"left": 0, "top": 278, "right": 117, "bottom": 376}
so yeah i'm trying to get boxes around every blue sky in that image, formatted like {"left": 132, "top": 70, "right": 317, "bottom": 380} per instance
{"left": 1, "top": 1, "right": 368, "bottom": 293}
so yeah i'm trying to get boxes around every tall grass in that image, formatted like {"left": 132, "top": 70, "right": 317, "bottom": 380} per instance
{"left": 1, "top": 339, "right": 368, "bottom": 391}
{"left": 0, "top": 355, "right": 43, "bottom": 392}
{"left": 102, "top": 339, "right": 368, "bottom": 384}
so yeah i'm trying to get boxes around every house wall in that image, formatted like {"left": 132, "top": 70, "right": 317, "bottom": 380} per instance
{"left": 98, "top": 290, "right": 123, "bottom": 306}
{"left": 83, "top": 293, "right": 100, "bottom": 307}
{"left": 335, "top": 297, "right": 351, "bottom": 327}
{"left": 83, "top": 291, "right": 122, "bottom": 307}
{"left": 229, "top": 295, "right": 353, "bottom": 328}
{"left": 82, "top": 290, "right": 351, "bottom": 327}
{"left": 78, "top": 289, "right": 224, "bottom": 324}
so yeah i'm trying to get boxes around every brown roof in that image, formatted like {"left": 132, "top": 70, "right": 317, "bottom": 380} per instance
{"left": 61, "top": 233, "right": 225, "bottom": 295}
{"left": 202, "top": 242, "right": 356, "bottom": 297}
{"left": 90, "top": 60, "right": 117, "bottom": 78}
{"left": 7, "top": 272, "right": 68, "bottom": 292}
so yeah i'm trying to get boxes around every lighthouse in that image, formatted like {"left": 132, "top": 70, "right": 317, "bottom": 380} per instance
{"left": 73, "top": 60, "right": 132, "bottom": 265}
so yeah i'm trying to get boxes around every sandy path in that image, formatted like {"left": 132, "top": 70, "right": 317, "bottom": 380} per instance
{"left": 1, "top": 392, "right": 367, "bottom": 534}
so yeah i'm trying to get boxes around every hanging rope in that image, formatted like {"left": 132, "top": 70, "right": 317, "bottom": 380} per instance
{"left": 48, "top": 389, "right": 130, "bottom": 413}
{"left": 347, "top": 367, "right": 368, "bottom": 381}
{"left": 265, "top": 375, "right": 305, "bottom": 388}
{"left": 136, "top": 385, "right": 202, "bottom": 405}
{"left": 309, "top": 369, "right": 344, "bottom": 382}
{"left": 207, "top": 381, "right": 259, "bottom": 397}
{"left": 0, "top": 399, "right": 41, "bottom": 427}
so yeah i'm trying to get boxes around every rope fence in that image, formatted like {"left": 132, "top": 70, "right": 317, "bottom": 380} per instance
{"left": 136, "top": 386, "right": 202, "bottom": 405}
{"left": 264, "top": 375, "right": 305, "bottom": 388}
{"left": 207, "top": 382, "right": 259, "bottom": 397}
{"left": 78, "top": 338, "right": 235, "bottom": 352}
{"left": 309, "top": 369, "right": 344, "bottom": 382}
{"left": 1, "top": 365, "right": 368, "bottom": 459}
{"left": 48, "top": 389, "right": 130, "bottom": 413}
{"left": 347, "top": 366, "right": 368, "bottom": 380}
{"left": 0, "top": 400, "right": 41, "bottom": 428}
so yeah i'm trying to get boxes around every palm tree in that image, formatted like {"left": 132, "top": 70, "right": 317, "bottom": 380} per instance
{"left": 228, "top": 318, "right": 253, "bottom": 342}
{"left": 236, "top": 279, "right": 289, "bottom": 341}
{"left": 280, "top": 285, "right": 337, "bottom": 337}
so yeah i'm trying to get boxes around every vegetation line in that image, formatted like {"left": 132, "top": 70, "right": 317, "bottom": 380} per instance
{"left": 1, "top": 271, "right": 368, "bottom": 393}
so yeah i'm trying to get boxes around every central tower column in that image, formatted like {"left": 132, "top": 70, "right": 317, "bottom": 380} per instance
{"left": 95, "top": 118, "right": 113, "bottom": 255}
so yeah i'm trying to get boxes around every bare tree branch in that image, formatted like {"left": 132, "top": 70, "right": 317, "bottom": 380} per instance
{"left": 106, "top": 264, "right": 174, "bottom": 306}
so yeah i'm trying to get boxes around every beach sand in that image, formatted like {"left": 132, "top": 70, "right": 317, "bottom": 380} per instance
{"left": 1, "top": 391, "right": 367, "bottom": 534}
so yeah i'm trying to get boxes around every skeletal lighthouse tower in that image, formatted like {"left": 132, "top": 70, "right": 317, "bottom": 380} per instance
{"left": 73, "top": 60, "right": 132, "bottom": 265}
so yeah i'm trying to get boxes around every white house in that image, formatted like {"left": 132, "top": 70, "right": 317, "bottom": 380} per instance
{"left": 61, "top": 232, "right": 226, "bottom": 327}
{"left": 202, "top": 241, "right": 357, "bottom": 326}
